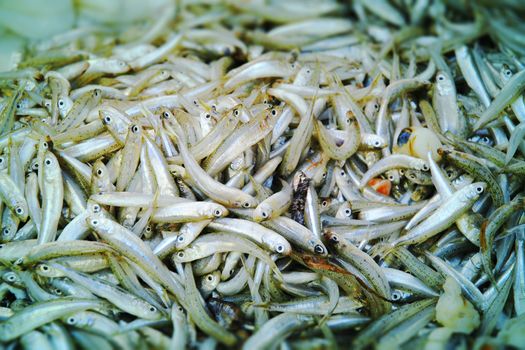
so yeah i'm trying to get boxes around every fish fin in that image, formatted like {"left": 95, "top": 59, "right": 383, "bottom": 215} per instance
{"left": 368, "top": 242, "right": 396, "bottom": 259}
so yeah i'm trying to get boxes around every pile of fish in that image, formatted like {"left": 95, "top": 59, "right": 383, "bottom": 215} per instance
{"left": 1, "top": 0, "right": 525, "bottom": 349}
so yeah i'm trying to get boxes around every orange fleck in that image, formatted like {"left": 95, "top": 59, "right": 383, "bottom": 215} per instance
{"left": 368, "top": 178, "right": 391, "bottom": 196}
{"left": 305, "top": 158, "right": 322, "bottom": 171}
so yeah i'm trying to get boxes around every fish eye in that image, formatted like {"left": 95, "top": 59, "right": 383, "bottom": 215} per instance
{"left": 15, "top": 206, "right": 24, "bottom": 215}
{"left": 43, "top": 142, "right": 48, "bottom": 148}
{"left": 213, "top": 209, "right": 222, "bottom": 217}
{"left": 322, "top": 172, "right": 327, "bottom": 178}
{"left": 163, "top": 111, "right": 170, "bottom": 118}
{"left": 91, "top": 219, "right": 99, "bottom": 226}
{"left": 205, "top": 114, "right": 211, "bottom": 119}
{"left": 6, "top": 274, "right": 15, "bottom": 282}
{"left": 96, "top": 169, "right": 103, "bottom": 176}
{"left": 314, "top": 244, "right": 325, "bottom": 254}
{"left": 505, "top": 69, "right": 512, "bottom": 77}
{"left": 67, "top": 317, "right": 76, "bottom": 324}
{"left": 321, "top": 200, "right": 328, "bottom": 207}
{"left": 40, "top": 264, "right": 50, "bottom": 272}
{"left": 410, "top": 174, "right": 416, "bottom": 179}
{"left": 92, "top": 204, "right": 101, "bottom": 213}
{"left": 331, "top": 235, "right": 339, "bottom": 242}
{"left": 177, "top": 252, "right": 185, "bottom": 258}
{"left": 276, "top": 245, "right": 284, "bottom": 253}
{"left": 271, "top": 109, "right": 277, "bottom": 116}
{"left": 58, "top": 99, "right": 65, "bottom": 107}
{"left": 193, "top": 100, "right": 198, "bottom": 105}
{"left": 392, "top": 291, "right": 401, "bottom": 301}
{"left": 16, "top": 103, "right": 21, "bottom": 109}
{"left": 103, "top": 116, "right": 111, "bottom": 124}
{"left": 234, "top": 109, "right": 240, "bottom": 117}
{"left": 397, "top": 129, "right": 412, "bottom": 146}
{"left": 388, "top": 174, "right": 395, "bottom": 181}
{"left": 340, "top": 170, "right": 345, "bottom": 176}
{"left": 2, "top": 228, "right": 10, "bottom": 236}
{"left": 374, "top": 141, "right": 381, "bottom": 147}
{"left": 131, "top": 125, "right": 139, "bottom": 133}
{"left": 422, "top": 164, "right": 429, "bottom": 171}
{"left": 344, "top": 208, "right": 351, "bottom": 216}
{"left": 373, "top": 103, "right": 379, "bottom": 110}
{"left": 45, "top": 101, "right": 51, "bottom": 108}
{"left": 206, "top": 275, "right": 214, "bottom": 281}
{"left": 178, "top": 306, "right": 184, "bottom": 312}
{"left": 177, "top": 235, "right": 184, "bottom": 242}
{"left": 437, "top": 74, "right": 445, "bottom": 81}
{"left": 145, "top": 226, "right": 152, "bottom": 232}
{"left": 242, "top": 201, "right": 251, "bottom": 208}
{"left": 0, "top": 244, "right": 4, "bottom": 249}
{"left": 45, "top": 158, "right": 52, "bottom": 166}
{"left": 261, "top": 211, "right": 268, "bottom": 218}
{"left": 476, "top": 186, "right": 484, "bottom": 193}
{"left": 399, "top": 169, "right": 405, "bottom": 176}
{"left": 149, "top": 306, "right": 157, "bottom": 312}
